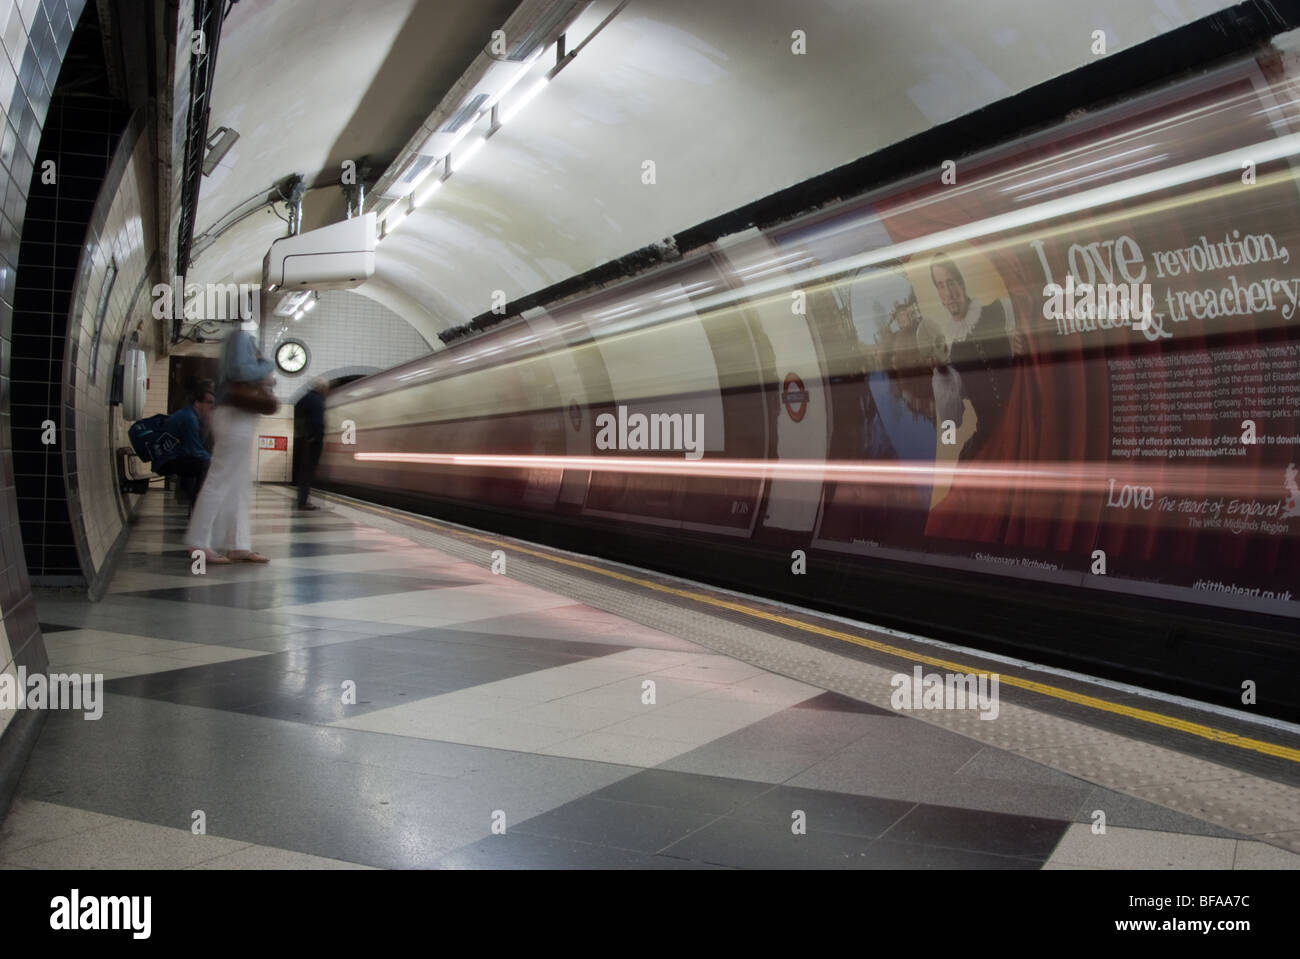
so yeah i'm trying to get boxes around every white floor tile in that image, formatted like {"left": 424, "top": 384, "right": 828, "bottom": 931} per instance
{"left": 1046, "top": 823, "right": 1238, "bottom": 869}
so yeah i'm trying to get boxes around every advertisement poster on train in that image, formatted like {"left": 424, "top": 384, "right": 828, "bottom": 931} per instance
{"left": 813, "top": 75, "right": 1300, "bottom": 615}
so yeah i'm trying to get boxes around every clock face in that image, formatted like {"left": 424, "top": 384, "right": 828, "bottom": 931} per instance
{"left": 275, "top": 340, "right": 308, "bottom": 374}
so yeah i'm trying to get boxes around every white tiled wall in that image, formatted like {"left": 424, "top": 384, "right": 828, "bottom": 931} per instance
{"left": 69, "top": 130, "right": 156, "bottom": 574}
{"left": 266, "top": 289, "right": 432, "bottom": 405}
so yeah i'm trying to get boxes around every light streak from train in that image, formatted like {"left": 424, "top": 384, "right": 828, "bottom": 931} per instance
{"left": 351, "top": 452, "right": 1271, "bottom": 498}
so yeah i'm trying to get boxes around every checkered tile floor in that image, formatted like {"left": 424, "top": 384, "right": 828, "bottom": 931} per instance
{"left": 1, "top": 487, "right": 1295, "bottom": 869}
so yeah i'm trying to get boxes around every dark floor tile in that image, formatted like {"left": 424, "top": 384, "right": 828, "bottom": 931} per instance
{"left": 639, "top": 855, "right": 733, "bottom": 870}
{"left": 260, "top": 523, "right": 368, "bottom": 533}
{"left": 792, "top": 690, "right": 896, "bottom": 716}
{"left": 143, "top": 675, "right": 324, "bottom": 712}
{"left": 883, "top": 803, "right": 1069, "bottom": 860}
{"left": 861, "top": 839, "right": 1043, "bottom": 870}
{"left": 658, "top": 816, "right": 874, "bottom": 869}
{"left": 103, "top": 657, "right": 280, "bottom": 696}
{"left": 103, "top": 636, "right": 576, "bottom": 715}
{"left": 279, "top": 542, "right": 393, "bottom": 557}
{"left": 514, "top": 796, "right": 717, "bottom": 853}
{"left": 730, "top": 785, "right": 915, "bottom": 838}
{"left": 591, "top": 769, "right": 775, "bottom": 814}
{"left": 435, "top": 833, "right": 658, "bottom": 870}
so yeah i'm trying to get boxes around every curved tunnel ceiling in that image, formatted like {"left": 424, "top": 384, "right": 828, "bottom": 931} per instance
{"left": 187, "top": 0, "right": 1236, "bottom": 349}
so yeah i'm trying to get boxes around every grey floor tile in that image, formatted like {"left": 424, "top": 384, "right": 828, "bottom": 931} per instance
{"left": 704, "top": 708, "right": 878, "bottom": 754}
{"left": 657, "top": 744, "right": 825, "bottom": 784}
{"left": 862, "top": 839, "right": 1043, "bottom": 870}
{"left": 882, "top": 803, "right": 1069, "bottom": 860}
{"left": 591, "top": 768, "right": 775, "bottom": 814}
{"left": 729, "top": 785, "right": 916, "bottom": 838}
{"left": 658, "top": 816, "right": 875, "bottom": 869}
{"left": 1074, "top": 786, "right": 1246, "bottom": 839}
{"left": 956, "top": 747, "right": 1092, "bottom": 789}
{"left": 514, "top": 796, "right": 717, "bottom": 853}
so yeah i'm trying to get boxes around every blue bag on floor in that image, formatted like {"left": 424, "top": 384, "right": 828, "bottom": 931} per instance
{"left": 127, "top": 414, "right": 174, "bottom": 463}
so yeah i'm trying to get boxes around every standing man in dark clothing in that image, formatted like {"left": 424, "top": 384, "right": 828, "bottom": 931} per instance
{"left": 295, "top": 378, "right": 328, "bottom": 510}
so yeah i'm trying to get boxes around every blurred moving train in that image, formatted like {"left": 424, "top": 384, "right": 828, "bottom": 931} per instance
{"left": 319, "top": 52, "right": 1300, "bottom": 720}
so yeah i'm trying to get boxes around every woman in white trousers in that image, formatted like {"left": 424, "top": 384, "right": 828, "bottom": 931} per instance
{"left": 186, "top": 329, "right": 274, "bottom": 564}
{"left": 186, "top": 404, "right": 264, "bottom": 563}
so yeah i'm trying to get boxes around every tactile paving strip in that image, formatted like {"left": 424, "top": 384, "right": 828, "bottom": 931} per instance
{"left": 309, "top": 489, "right": 1300, "bottom": 853}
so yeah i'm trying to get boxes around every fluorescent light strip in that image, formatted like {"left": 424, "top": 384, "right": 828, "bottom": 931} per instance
{"left": 487, "top": 59, "right": 540, "bottom": 113}
{"left": 500, "top": 77, "right": 549, "bottom": 125}
{"left": 415, "top": 178, "right": 443, "bottom": 207}
{"left": 451, "top": 136, "right": 487, "bottom": 173}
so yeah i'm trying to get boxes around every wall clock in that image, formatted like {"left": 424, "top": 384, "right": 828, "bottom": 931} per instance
{"left": 275, "top": 339, "right": 309, "bottom": 375}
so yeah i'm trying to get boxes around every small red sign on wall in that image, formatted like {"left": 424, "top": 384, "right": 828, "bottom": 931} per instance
{"left": 258, "top": 435, "right": 288, "bottom": 451}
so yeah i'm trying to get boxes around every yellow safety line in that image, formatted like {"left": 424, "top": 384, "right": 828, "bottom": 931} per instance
{"left": 338, "top": 496, "right": 1300, "bottom": 764}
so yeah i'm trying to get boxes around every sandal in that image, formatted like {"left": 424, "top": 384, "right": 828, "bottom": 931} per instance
{"left": 226, "top": 551, "right": 270, "bottom": 563}
{"left": 189, "top": 548, "right": 232, "bottom": 565}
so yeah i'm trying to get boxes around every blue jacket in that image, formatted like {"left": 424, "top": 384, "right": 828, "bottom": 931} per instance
{"left": 220, "top": 330, "right": 273, "bottom": 394}
{"left": 154, "top": 406, "right": 209, "bottom": 468}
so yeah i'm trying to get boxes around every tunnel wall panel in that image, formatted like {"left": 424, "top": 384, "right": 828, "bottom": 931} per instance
{"left": 0, "top": 0, "right": 86, "bottom": 750}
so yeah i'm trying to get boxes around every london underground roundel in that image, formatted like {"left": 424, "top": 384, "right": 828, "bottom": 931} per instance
{"left": 782, "top": 373, "right": 809, "bottom": 422}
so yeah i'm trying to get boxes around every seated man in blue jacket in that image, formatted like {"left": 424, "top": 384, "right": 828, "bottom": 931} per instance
{"left": 154, "top": 380, "right": 215, "bottom": 510}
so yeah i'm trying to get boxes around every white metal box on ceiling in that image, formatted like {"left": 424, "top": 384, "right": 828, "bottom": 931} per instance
{"left": 263, "top": 213, "right": 376, "bottom": 291}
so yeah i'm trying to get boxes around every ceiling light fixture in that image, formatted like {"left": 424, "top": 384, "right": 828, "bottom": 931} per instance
{"left": 375, "top": 3, "right": 634, "bottom": 243}
{"left": 202, "top": 126, "right": 240, "bottom": 176}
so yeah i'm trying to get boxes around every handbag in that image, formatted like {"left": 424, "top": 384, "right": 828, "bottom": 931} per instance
{"left": 224, "top": 379, "right": 278, "bottom": 415}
